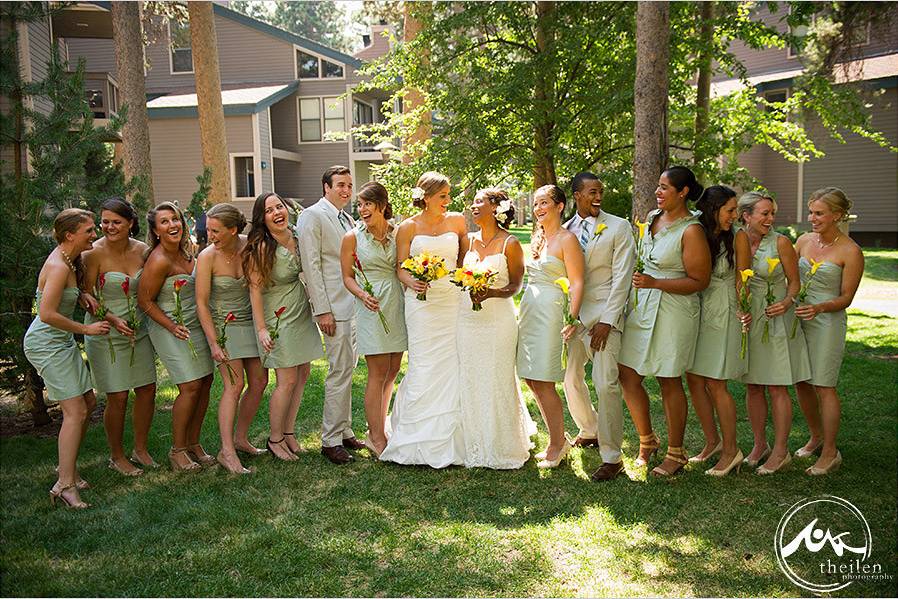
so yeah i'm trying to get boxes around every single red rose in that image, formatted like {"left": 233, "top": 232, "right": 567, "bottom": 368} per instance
{"left": 274, "top": 306, "right": 286, "bottom": 318}
{"left": 121, "top": 277, "right": 130, "bottom": 296}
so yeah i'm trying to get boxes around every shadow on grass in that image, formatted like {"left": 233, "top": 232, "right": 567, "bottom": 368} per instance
{"left": 860, "top": 250, "right": 898, "bottom": 283}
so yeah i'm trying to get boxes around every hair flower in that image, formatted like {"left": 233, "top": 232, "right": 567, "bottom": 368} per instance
{"left": 411, "top": 187, "right": 425, "bottom": 200}
{"left": 495, "top": 199, "right": 513, "bottom": 225}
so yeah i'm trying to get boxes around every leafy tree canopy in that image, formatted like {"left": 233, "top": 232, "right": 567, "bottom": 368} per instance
{"left": 230, "top": 0, "right": 351, "bottom": 52}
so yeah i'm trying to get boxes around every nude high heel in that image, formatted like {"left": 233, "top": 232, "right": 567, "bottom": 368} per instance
{"left": 705, "top": 450, "right": 744, "bottom": 477}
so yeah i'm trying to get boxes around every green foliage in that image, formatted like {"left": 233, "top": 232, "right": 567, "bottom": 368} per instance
{"left": 0, "top": 4, "right": 130, "bottom": 406}
{"left": 356, "top": 1, "right": 896, "bottom": 215}
{"left": 230, "top": 0, "right": 351, "bottom": 51}
{"left": 187, "top": 166, "right": 213, "bottom": 218}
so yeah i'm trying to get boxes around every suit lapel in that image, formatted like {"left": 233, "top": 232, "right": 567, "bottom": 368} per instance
{"left": 317, "top": 199, "right": 344, "bottom": 236}
{"left": 585, "top": 211, "right": 608, "bottom": 262}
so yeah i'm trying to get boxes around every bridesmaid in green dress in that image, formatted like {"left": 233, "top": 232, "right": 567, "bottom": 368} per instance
{"left": 517, "top": 185, "right": 584, "bottom": 469}
{"left": 340, "top": 182, "right": 407, "bottom": 457}
{"left": 82, "top": 198, "right": 157, "bottom": 476}
{"left": 684, "top": 185, "right": 745, "bottom": 476}
{"left": 139, "top": 202, "right": 215, "bottom": 472}
{"left": 735, "top": 192, "right": 810, "bottom": 475}
{"left": 24, "top": 209, "right": 109, "bottom": 508}
{"left": 243, "top": 193, "right": 324, "bottom": 461}
{"left": 618, "top": 166, "right": 711, "bottom": 477}
{"left": 196, "top": 203, "right": 268, "bottom": 474}
{"left": 793, "top": 188, "right": 864, "bottom": 475}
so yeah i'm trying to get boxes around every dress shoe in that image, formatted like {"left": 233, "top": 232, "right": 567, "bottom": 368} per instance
{"left": 651, "top": 446, "right": 688, "bottom": 477}
{"left": 795, "top": 440, "right": 823, "bottom": 458}
{"left": 537, "top": 442, "right": 571, "bottom": 469}
{"left": 705, "top": 450, "right": 744, "bottom": 477}
{"left": 321, "top": 445, "right": 355, "bottom": 465}
{"left": 757, "top": 452, "right": 792, "bottom": 475}
{"left": 186, "top": 444, "right": 217, "bottom": 467}
{"left": 235, "top": 443, "right": 267, "bottom": 456}
{"left": 688, "top": 440, "right": 722, "bottom": 463}
{"left": 572, "top": 436, "right": 599, "bottom": 448}
{"left": 342, "top": 437, "right": 366, "bottom": 451}
{"left": 591, "top": 461, "right": 624, "bottom": 482}
{"left": 108, "top": 458, "right": 143, "bottom": 477}
{"left": 50, "top": 483, "right": 89, "bottom": 509}
{"left": 363, "top": 437, "right": 381, "bottom": 458}
{"left": 742, "top": 444, "right": 771, "bottom": 468}
{"left": 806, "top": 451, "right": 842, "bottom": 476}
{"left": 634, "top": 432, "right": 660, "bottom": 467}
{"left": 130, "top": 451, "right": 160, "bottom": 468}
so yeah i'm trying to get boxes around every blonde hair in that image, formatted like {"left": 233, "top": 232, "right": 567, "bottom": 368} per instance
{"left": 53, "top": 208, "right": 94, "bottom": 244}
{"left": 206, "top": 202, "right": 248, "bottom": 233}
{"left": 737, "top": 191, "right": 776, "bottom": 225}
{"left": 146, "top": 201, "right": 193, "bottom": 260}
{"left": 808, "top": 187, "right": 851, "bottom": 222}
{"left": 413, "top": 171, "right": 450, "bottom": 209}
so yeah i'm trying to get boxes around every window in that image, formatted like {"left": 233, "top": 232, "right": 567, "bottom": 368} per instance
{"left": 233, "top": 156, "right": 255, "bottom": 198}
{"left": 169, "top": 20, "right": 193, "bottom": 74}
{"left": 298, "top": 97, "right": 345, "bottom": 142}
{"left": 296, "top": 49, "right": 344, "bottom": 79}
{"left": 86, "top": 89, "right": 105, "bottom": 119}
{"left": 353, "top": 100, "right": 374, "bottom": 126}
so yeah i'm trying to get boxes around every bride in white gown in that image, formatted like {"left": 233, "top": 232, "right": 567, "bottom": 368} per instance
{"left": 457, "top": 189, "right": 536, "bottom": 469}
{"left": 380, "top": 173, "right": 470, "bottom": 468}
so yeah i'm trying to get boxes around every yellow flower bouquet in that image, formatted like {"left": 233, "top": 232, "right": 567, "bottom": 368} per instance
{"left": 450, "top": 266, "right": 498, "bottom": 311}
{"left": 790, "top": 258, "right": 824, "bottom": 339}
{"left": 554, "top": 277, "right": 578, "bottom": 368}
{"left": 738, "top": 269, "right": 754, "bottom": 359}
{"left": 401, "top": 251, "right": 448, "bottom": 301}
{"left": 762, "top": 257, "right": 781, "bottom": 343}
{"left": 631, "top": 219, "right": 647, "bottom": 309}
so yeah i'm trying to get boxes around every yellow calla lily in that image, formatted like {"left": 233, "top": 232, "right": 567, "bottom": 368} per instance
{"left": 810, "top": 258, "right": 824, "bottom": 275}
{"left": 635, "top": 220, "right": 647, "bottom": 239}
{"left": 766, "top": 257, "right": 781, "bottom": 275}
{"left": 740, "top": 269, "right": 754, "bottom": 283}
{"left": 554, "top": 277, "right": 571, "bottom": 295}
{"left": 594, "top": 223, "right": 608, "bottom": 237}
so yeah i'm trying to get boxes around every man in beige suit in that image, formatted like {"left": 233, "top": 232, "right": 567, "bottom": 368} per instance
{"left": 296, "top": 165, "right": 361, "bottom": 464}
{"left": 563, "top": 172, "right": 635, "bottom": 481}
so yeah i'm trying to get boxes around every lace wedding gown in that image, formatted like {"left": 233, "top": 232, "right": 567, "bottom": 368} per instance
{"left": 457, "top": 241, "right": 536, "bottom": 469}
{"left": 380, "top": 232, "right": 466, "bottom": 468}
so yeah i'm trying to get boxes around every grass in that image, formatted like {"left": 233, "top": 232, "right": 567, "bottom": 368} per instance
{"left": 860, "top": 248, "right": 897, "bottom": 287}
{"left": 1, "top": 263, "right": 896, "bottom": 596}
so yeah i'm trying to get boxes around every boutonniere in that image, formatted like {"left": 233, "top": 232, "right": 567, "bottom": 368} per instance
{"left": 593, "top": 223, "right": 608, "bottom": 238}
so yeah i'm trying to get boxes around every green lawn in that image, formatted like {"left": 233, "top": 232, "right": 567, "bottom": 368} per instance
{"left": 1, "top": 266, "right": 896, "bottom": 596}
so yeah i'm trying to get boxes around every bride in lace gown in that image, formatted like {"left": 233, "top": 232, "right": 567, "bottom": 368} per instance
{"left": 380, "top": 173, "right": 470, "bottom": 468}
{"left": 458, "top": 189, "right": 536, "bottom": 469}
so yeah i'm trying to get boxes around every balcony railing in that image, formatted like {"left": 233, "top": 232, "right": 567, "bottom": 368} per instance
{"left": 83, "top": 72, "right": 120, "bottom": 120}
{"left": 351, "top": 134, "right": 401, "bottom": 155}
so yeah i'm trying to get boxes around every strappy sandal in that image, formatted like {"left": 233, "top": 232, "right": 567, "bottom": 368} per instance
{"left": 266, "top": 437, "right": 298, "bottom": 461}
{"left": 168, "top": 447, "right": 201, "bottom": 472}
{"left": 282, "top": 432, "right": 306, "bottom": 454}
{"left": 108, "top": 458, "right": 143, "bottom": 477}
{"left": 651, "top": 446, "right": 688, "bottom": 477}
{"left": 634, "top": 432, "right": 660, "bottom": 467}
{"left": 50, "top": 483, "right": 90, "bottom": 509}
{"left": 186, "top": 444, "right": 217, "bottom": 466}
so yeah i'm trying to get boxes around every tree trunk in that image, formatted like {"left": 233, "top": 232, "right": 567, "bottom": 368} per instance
{"left": 693, "top": 1, "right": 713, "bottom": 171}
{"left": 111, "top": 1, "right": 155, "bottom": 206}
{"left": 24, "top": 366, "right": 50, "bottom": 427}
{"left": 532, "top": 1, "right": 557, "bottom": 189}
{"left": 632, "top": 1, "right": 670, "bottom": 220}
{"left": 188, "top": 2, "right": 230, "bottom": 204}
{"left": 402, "top": 0, "right": 430, "bottom": 163}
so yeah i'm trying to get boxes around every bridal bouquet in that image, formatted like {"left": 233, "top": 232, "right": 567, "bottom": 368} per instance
{"left": 216, "top": 310, "right": 239, "bottom": 385}
{"left": 631, "top": 219, "right": 648, "bottom": 309}
{"left": 554, "top": 277, "right": 578, "bottom": 369}
{"left": 172, "top": 278, "right": 198, "bottom": 359}
{"left": 738, "top": 269, "right": 754, "bottom": 359}
{"left": 94, "top": 273, "right": 116, "bottom": 363}
{"left": 122, "top": 276, "right": 141, "bottom": 367}
{"left": 790, "top": 258, "right": 824, "bottom": 339}
{"left": 451, "top": 266, "right": 497, "bottom": 311}
{"left": 401, "top": 251, "right": 448, "bottom": 301}
{"left": 762, "top": 257, "right": 780, "bottom": 343}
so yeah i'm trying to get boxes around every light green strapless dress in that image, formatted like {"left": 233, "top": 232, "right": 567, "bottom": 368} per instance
{"left": 84, "top": 271, "right": 156, "bottom": 393}
{"left": 147, "top": 274, "right": 214, "bottom": 384}
{"left": 23, "top": 287, "right": 93, "bottom": 402}
{"left": 741, "top": 232, "right": 810, "bottom": 386}
{"left": 353, "top": 224, "right": 407, "bottom": 355}
{"left": 517, "top": 254, "right": 567, "bottom": 382}
{"left": 798, "top": 257, "right": 846, "bottom": 387}
{"left": 619, "top": 209, "right": 701, "bottom": 378}
{"left": 210, "top": 275, "right": 259, "bottom": 361}
{"left": 689, "top": 249, "right": 746, "bottom": 381}
{"left": 258, "top": 238, "right": 324, "bottom": 368}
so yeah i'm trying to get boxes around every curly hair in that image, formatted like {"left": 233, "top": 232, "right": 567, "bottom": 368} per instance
{"left": 241, "top": 192, "right": 281, "bottom": 288}
{"left": 475, "top": 187, "right": 515, "bottom": 229}
{"left": 146, "top": 202, "right": 193, "bottom": 260}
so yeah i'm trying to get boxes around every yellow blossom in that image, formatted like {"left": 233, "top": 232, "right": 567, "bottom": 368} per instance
{"left": 594, "top": 223, "right": 608, "bottom": 237}
{"left": 635, "top": 220, "right": 647, "bottom": 239}
{"left": 740, "top": 269, "right": 754, "bottom": 284}
{"left": 766, "top": 257, "right": 781, "bottom": 275}
{"left": 810, "top": 258, "right": 824, "bottom": 275}
{"left": 554, "top": 277, "right": 571, "bottom": 295}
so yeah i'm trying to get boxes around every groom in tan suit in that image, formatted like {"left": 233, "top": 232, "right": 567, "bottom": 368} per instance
{"left": 563, "top": 172, "right": 635, "bottom": 481}
{"left": 297, "top": 165, "right": 362, "bottom": 464}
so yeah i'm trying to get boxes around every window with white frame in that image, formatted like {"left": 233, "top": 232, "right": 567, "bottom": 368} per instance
{"left": 353, "top": 100, "right": 374, "bottom": 126}
{"left": 169, "top": 20, "right": 193, "bottom": 74}
{"left": 232, "top": 155, "right": 255, "bottom": 198}
{"left": 296, "top": 49, "right": 344, "bottom": 79}
{"left": 298, "top": 97, "right": 345, "bottom": 142}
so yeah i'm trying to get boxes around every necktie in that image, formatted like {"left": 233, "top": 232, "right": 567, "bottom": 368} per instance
{"left": 578, "top": 219, "right": 591, "bottom": 250}
{"left": 338, "top": 210, "right": 351, "bottom": 232}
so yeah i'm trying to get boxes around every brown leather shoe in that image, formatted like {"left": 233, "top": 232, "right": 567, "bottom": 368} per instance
{"left": 342, "top": 437, "right": 366, "bottom": 451}
{"left": 591, "top": 461, "right": 624, "bottom": 482}
{"left": 321, "top": 445, "right": 354, "bottom": 465}
{"left": 572, "top": 436, "right": 600, "bottom": 448}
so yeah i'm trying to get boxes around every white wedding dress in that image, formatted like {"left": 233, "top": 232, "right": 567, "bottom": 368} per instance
{"left": 457, "top": 240, "right": 537, "bottom": 469}
{"left": 380, "top": 232, "right": 466, "bottom": 468}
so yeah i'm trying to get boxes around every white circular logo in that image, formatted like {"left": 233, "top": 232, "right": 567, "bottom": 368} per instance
{"left": 775, "top": 495, "right": 873, "bottom": 593}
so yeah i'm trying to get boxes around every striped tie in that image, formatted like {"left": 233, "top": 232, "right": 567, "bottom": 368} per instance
{"left": 578, "top": 220, "right": 591, "bottom": 250}
{"left": 338, "top": 210, "right": 351, "bottom": 232}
